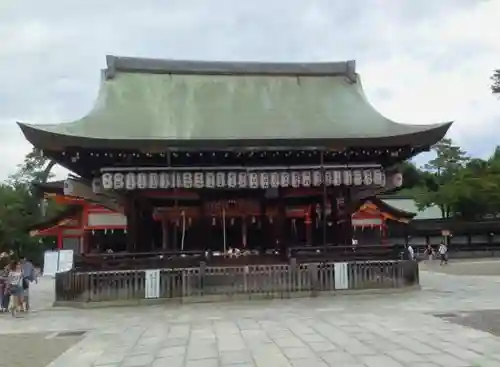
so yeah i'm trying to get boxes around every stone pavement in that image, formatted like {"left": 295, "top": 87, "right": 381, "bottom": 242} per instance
{"left": 3, "top": 260, "right": 500, "bottom": 367}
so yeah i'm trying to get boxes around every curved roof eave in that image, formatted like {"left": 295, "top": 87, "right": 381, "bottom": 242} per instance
{"left": 369, "top": 197, "right": 416, "bottom": 219}
{"left": 17, "top": 55, "right": 453, "bottom": 151}
{"left": 18, "top": 120, "right": 453, "bottom": 151}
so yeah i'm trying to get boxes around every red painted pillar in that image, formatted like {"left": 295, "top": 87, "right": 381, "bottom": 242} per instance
{"left": 381, "top": 223, "right": 388, "bottom": 244}
{"left": 57, "top": 231, "right": 63, "bottom": 249}
{"left": 305, "top": 208, "right": 312, "bottom": 246}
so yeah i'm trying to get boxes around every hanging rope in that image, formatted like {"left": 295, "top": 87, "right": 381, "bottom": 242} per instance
{"left": 180, "top": 210, "right": 186, "bottom": 251}
{"left": 292, "top": 218, "right": 297, "bottom": 242}
{"left": 222, "top": 207, "right": 227, "bottom": 255}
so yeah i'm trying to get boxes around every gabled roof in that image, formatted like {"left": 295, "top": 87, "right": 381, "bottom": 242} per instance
{"left": 370, "top": 197, "right": 416, "bottom": 219}
{"left": 356, "top": 197, "right": 416, "bottom": 223}
{"left": 381, "top": 197, "right": 442, "bottom": 220}
{"left": 19, "top": 55, "right": 452, "bottom": 151}
{"left": 28, "top": 205, "right": 82, "bottom": 232}
{"left": 32, "top": 181, "right": 64, "bottom": 196}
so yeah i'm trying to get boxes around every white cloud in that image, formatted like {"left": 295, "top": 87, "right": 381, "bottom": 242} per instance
{"left": 0, "top": 0, "right": 499, "bottom": 180}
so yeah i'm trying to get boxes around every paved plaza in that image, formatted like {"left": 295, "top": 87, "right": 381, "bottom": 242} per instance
{"left": 3, "top": 260, "right": 500, "bottom": 367}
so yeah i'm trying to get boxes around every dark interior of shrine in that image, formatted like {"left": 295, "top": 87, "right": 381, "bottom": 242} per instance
{"left": 122, "top": 185, "right": 355, "bottom": 253}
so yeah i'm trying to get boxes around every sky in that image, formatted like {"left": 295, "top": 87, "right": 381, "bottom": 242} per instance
{"left": 0, "top": 0, "right": 499, "bottom": 180}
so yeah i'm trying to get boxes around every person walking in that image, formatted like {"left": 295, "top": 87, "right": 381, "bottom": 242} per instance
{"left": 438, "top": 242, "right": 448, "bottom": 265}
{"left": 407, "top": 244, "right": 415, "bottom": 261}
{"left": 20, "top": 257, "right": 35, "bottom": 311}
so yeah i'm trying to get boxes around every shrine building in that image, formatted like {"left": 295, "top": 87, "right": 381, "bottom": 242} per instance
{"left": 19, "top": 55, "right": 452, "bottom": 256}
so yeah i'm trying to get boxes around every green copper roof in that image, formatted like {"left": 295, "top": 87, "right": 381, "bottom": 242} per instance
{"left": 18, "top": 55, "right": 452, "bottom": 150}
{"left": 382, "top": 198, "right": 442, "bottom": 220}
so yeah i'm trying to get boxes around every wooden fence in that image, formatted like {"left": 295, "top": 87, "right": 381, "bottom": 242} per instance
{"left": 55, "top": 260, "right": 419, "bottom": 305}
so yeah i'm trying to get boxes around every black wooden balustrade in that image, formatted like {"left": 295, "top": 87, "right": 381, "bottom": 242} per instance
{"left": 74, "top": 245, "right": 401, "bottom": 271}
{"left": 55, "top": 259, "right": 419, "bottom": 304}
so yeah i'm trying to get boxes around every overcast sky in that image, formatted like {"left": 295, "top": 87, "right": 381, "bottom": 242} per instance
{"left": 0, "top": 0, "right": 499, "bottom": 180}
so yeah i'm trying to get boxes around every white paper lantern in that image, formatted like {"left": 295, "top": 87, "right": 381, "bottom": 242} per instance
{"left": 101, "top": 173, "right": 113, "bottom": 189}
{"left": 159, "top": 173, "right": 171, "bottom": 189}
{"left": 125, "top": 173, "right": 136, "bottom": 190}
{"left": 113, "top": 173, "right": 125, "bottom": 189}
{"left": 373, "top": 169, "right": 386, "bottom": 186}
{"left": 291, "top": 171, "right": 301, "bottom": 188}
{"left": 280, "top": 172, "right": 290, "bottom": 187}
{"left": 238, "top": 172, "right": 248, "bottom": 188}
{"left": 248, "top": 172, "right": 259, "bottom": 188}
{"left": 312, "top": 171, "right": 322, "bottom": 187}
{"left": 343, "top": 170, "right": 353, "bottom": 186}
{"left": 137, "top": 173, "right": 148, "bottom": 189}
{"left": 227, "top": 172, "right": 237, "bottom": 188}
{"left": 270, "top": 172, "right": 280, "bottom": 188}
{"left": 216, "top": 172, "right": 225, "bottom": 188}
{"left": 332, "top": 170, "right": 342, "bottom": 186}
{"left": 352, "top": 170, "right": 363, "bottom": 186}
{"left": 175, "top": 173, "right": 183, "bottom": 188}
{"left": 392, "top": 173, "right": 403, "bottom": 187}
{"left": 301, "top": 171, "right": 312, "bottom": 187}
{"left": 362, "top": 170, "right": 373, "bottom": 185}
{"left": 92, "top": 178, "right": 102, "bottom": 193}
{"left": 205, "top": 172, "right": 215, "bottom": 188}
{"left": 259, "top": 172, "right": 269, "bottom": 188}
{"left": 324, "top": 171, "right": 333, "bottom": 186}
{"left": 148, "top": 173, "right": 159, "bottom": 189}
{"left": 182, "top": 172, "right": 193, "bottom": 188}
{"left": 194, "top": 172, "right": 204, "bottom": 188}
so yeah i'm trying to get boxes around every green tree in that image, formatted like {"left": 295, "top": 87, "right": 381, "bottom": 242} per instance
{"left": 8, "top": 148, "right": 56, "bottom": 188}
{"left": 8, "top": 147, "right": 57, "bottom": 216}
{"left": 0, "top": 148, "right": 61, "bottom": 262}
{"left": 491, "top": 69, "right": 500, "bottom": 95}
{"left": 397, "top": 161, "right": 423, "bottom": 189}
{"left": 416, "top": 138, "right": 470, "bottom": 218}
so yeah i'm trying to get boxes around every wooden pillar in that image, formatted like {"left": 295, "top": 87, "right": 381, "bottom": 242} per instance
{"left": 82, "top": 230, "right": 90, "bottom": 254}
{"left": 56, "top": 231, "right": 63, "bottom": 250}
{"left": 344, "top": 215, "right": 354, "bottom": 246}
{"left": 259, "top": 195, "right": 267, "bottom": 254}
{"left": 125, "top": 197, "right": 137, "bottom": 252}
{"left": 305, "top": 207, "right": 312, "bottom": 246}
{"left": 173, "top": 200, "right": 178, "bottom": 251}
{"left": 276, "top": 189, "right": 287, "bottom": 258}
{"left": 242, "top": 217, "right": 247, "bottom": 248}
{"left": 344, "top": 188, "right": 354, "bottom": 246}
{"left": 161, "top": 217, "right": 168, "bottom": 250}
{"left": 139, "top": 201, "right": 154, "bottom": 252}
{"left": 320, "top": 152, "right": 327, "bottom": 246}
{"left": 198, "top": 194, "right": 207, "bottom": 252}
{"left": 124, "top": 196, "right": 155, "bottom": 253}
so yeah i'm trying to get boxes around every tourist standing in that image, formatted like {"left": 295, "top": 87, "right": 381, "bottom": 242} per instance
{"left": 6, "top": 261, "right": 24, "bottom": 317}
{"left": 0, "top": 264, "right": 10, "bottom": 311}
{"left": 425, "top": 244, "right": 434, "bottom": 261}
{"left": 438, "top": 242, "right": 448, "bottom": 265}
{"left": 0, "top": 264, "right": 7, "bottom": 312}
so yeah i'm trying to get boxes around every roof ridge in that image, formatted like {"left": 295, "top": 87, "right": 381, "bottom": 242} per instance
{"left": 105, "top": 55, "right": 357, "bottom": 81}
